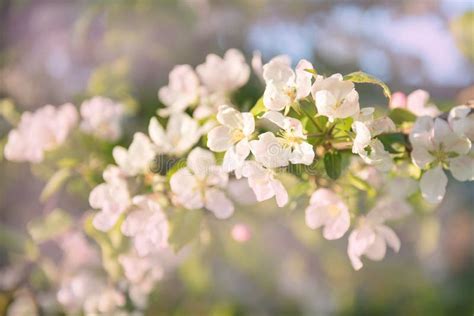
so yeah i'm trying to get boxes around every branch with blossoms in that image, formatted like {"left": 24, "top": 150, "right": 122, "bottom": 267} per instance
{"left": 1, "top": 49, "right": 473, "bottom": 314}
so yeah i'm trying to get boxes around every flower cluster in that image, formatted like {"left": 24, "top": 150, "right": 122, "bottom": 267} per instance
{"left": 2, "top": 49, "right": 473, "bottom": 314}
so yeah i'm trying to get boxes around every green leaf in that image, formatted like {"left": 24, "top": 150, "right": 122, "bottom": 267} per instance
{"left": 304, "top": 68, "right": 318, "bottom": 76}
{"left": 168, "top": 209, "right": 203, "bottom": 252}
{"left": 250, "top": 97, "right": 266, "bottom": 116}
{"left": 0, "top": 98, "right": 20, "bottom": 125}
{"left": 388, "top": 108, "right": 417, "bottom": 125}
{"left": 344, "top": 71, "right": 391, "bottom": 100}
{"left": 27, "top": 209, "right": 72, "bottom": 243}
{"left": 40, "top": 168, "right": 71, "bottom": 202}
{"left": 324, "top": 151, "right": 342, "bottom": 180}
{"left": 378, "top": 133, "right": 408, "bottom": 153}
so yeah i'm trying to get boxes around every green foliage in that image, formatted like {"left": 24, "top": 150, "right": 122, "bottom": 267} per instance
{"left": 324, "top": 151, "right": 342, "bottom": 180}
{"left": 168, "top": 209, "right": 203, "bottom": 252}
{"left": 344, "top": 71, "right": 391, "bottom": 100}
{"left": 27, "top": 209, "right": 72, "bottom": 243}
{"left": 451, "top": 11, "right": 474, "bottom": 62}
{"left": 0, "top": 99, "right": 20, "bottom": 126}
{"left": 389, "top": 108, "right": 417, "bottom": 125}
{"left": 250, "top": 97, "right": 265, "bottom": 116}
{"left": 39, "top": 168, "right": 71, "bottom": 202}
{"left": 378, "top": 133, "right": 408, "bottom": 154}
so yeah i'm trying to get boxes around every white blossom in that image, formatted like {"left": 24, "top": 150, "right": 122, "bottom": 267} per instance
{"left": 448, "top": 104, "right": 474, "bottom": 140}
{"left": 347, "top": 212, "right": 400, "bottom": 271}
{"left": 149, "top": 112, "right": 202, "bottom": 156}
{"left": 305, "top": 188, "right": 350, "bottom": 240}
{"left": 80, "top": 97, "right": 124, "bottom": 141}
{"left": 170, "top": 148, "right": 234, "bottom": 219}
{"left": 351, "top": 111, "right": 395, "bottom": 172}
{"left": 158, "top": 64, "right": 200, "bottom": 116}
{"left": 409, "top": 117, "right": 472, "bottom": 203}
{"left": 113, "top": 132, "right": 156, "bottom": 176}
{"left": 4, "top": 103, "right": 78, "bottom": 163}
{"left": 241, "top": 161, "right": 288, "bottom": 207}
{"left": 196, "top": 49, "right": 250, "bottom": 94}
{"left": 89, "top": 166, "right": 131, "bottom": 231}
{"left": 262, "top": 111, "right": 314, "bottom": 165}
{"left": 249, "top": 132, "right": 291, "bottom": 169}
{"left": 207, "top": 105, "right": 254, "bottom": 177}
{"left": 121, "top": 195, "right": 169, "bottom": 257}
{"left": 390, "top": 90, "right": 440, "bottom": 117}
{"left": 311, "top": 74, "right": 359, "bottom": 121}
{"left": 263, "top": 58, "right": 313, "bottom": 111}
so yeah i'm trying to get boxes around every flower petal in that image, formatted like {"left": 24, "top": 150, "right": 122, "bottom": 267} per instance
{"left": 420, "top": 166, "right": 448, "bottom": 204}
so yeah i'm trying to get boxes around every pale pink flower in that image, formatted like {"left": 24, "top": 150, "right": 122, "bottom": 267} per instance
{"left": 196, "top": 49, "right": 250, "bottom": 93}
{"left": 389, "top": 90, "right": 440, "bottom": 117}
{"left": 241, "top": 161, "right": 288, "bottom": 207}
{"left": 263, "top": 58, "right": 314, "bottom": 111}
{"left": 121, "top": 196, "right": 169, "bottom": 257}
{"left": 311, "top": 74, "right": 359, "bottom": 121}
{"left": 4, "top": 103, "right": 78, "bottom": 163}
{"left": 409, "top": 117, "right": 472, "bottom": 203}
{"left": 158, "top": 64, "right": 200, "bottom": 115}
{"left": 170, "top": 148, "right": 234, "bottom": 219}
{"left": 89, "top": 166, "right": 131, "bottom": 231}
{"left": 80, "top": 96, "right": 124, "bottom": 141}
{"left": 113, "top": 132, "right": 156, "bottom": 176}
{"left": 305, "top": 188, "right": 350, "bottom": 240}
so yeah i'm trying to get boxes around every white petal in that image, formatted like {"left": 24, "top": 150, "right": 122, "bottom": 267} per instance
{"left": 271, "top": 179, "right": 288, "bottom": 207}
{"left": 376, "top": 225, "right": 401, "bottom": 252}
{"left": 93, "top": 211, "right": 120, "bottom": 232}
{"left": 148, "top": 117, "right": 166, "bottom": 147}
{"left": 289, "top": 142, "right": 315, "bottom": 165}
{"left": 295, "top": 59, "right": 313, "bottom": 100}
{"left": 207, "top": 126, "right": 233, "bottom": 152}
{"left": 205, "top": 188, "right": 234, "bottom": 219}
{"left": 352, "top": 121, "right": 371, "bottom": 155}
{"left": 241, "top": 112, "right": 255, "bottom": 136}
{"left": 187, "top": 148, "right": 216, "bottom": 178}
{"left": 364, "top": 234, "right": 386, "bottom": 261}
{"left": 305, "top": 205, "right": 330, "bottom": 230}
{"left": 216, "top": 105, "right": 243, "bottom": 130}
{"left": 411, "top": 146, "right": 435, "bottom": 169}
{"left": 420, "top": 166, "right": 448, "bottom": 204}
{"left": 262, "top": 111, "right": 286, "bottom": 129}
{"left": 449, "top": 155, "right": 474, "bottom": 181}
{"left": 322, "top": 207, "right": 350, "bottom": 240}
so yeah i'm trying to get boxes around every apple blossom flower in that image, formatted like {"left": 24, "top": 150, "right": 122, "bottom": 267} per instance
{"left": 158, "top": 64, "right": 200, "bottom": 116}
{"left": 149, "top": 112, "right": 202, "bottom": 156}
{"left": 347, "top": 212, "right": 400, "bottom": 270}
{"left": 113, "top": 132, "right": 156, "bottom": 176}
{"left": 118, "top": 252, "right": 164, "bottom": 308}
{"left": 121, "top": 195, "right": 169, "bottom": 257}
{"left": 4, "top": 103, "right": 78, "bottom": 163}
{"left": 305, "top": 188, "right": 350, "bottom": 240}
{"left": 448, "top": 104, "right": 474, "bottom": 140}
{"left": 80, "top": 96, "right": 124, "bottom": 141}
{"left": 262, "top": 111, "right": 315, "bottom": 165}
{"left": 193, "top": 87, "right": 229, "bottom": 119}
{"left": 249, "top": 132, "right": 291, "bottom": 169}
{"left": 89, "top": 165, "right": 131, "bottom": 231}
{"left": 311, "top": 74, "right": 359, "bottom": 121}
{"left": 196, "top": 48, "right": 250, "bottom": 94}
{"left": 352, "top": 120, "right": 394, "bottom": 172}
{"left": 207, "top": 105, "right": 255, "bottom": 177}
{"left": 389, "top": 90, "right": 440, "bottom": 117}
{"left": 241, "top": 161, "right": 288, "bottom": 207}
{"left": 57, "top": 272, "right": 125, "bottom": 314}
{"left": 252, "top": 51, "right": 291, "bottom": 81}
{"left": 170, "top": 148, "right": 234, "bottom": 219}
{"left": 263, "top": 58, "right": 314, "bottom": 111}
{"left": 409, "top": 117, "right": 472, "bottom": 203}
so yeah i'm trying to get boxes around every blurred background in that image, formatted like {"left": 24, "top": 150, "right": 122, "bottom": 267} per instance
{"left": 0, "top": 0, "right": 473, "bottom": 315}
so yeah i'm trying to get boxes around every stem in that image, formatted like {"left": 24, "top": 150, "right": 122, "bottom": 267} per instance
{"left": 300, "top": 106, "right": 323, "bottom": 133}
